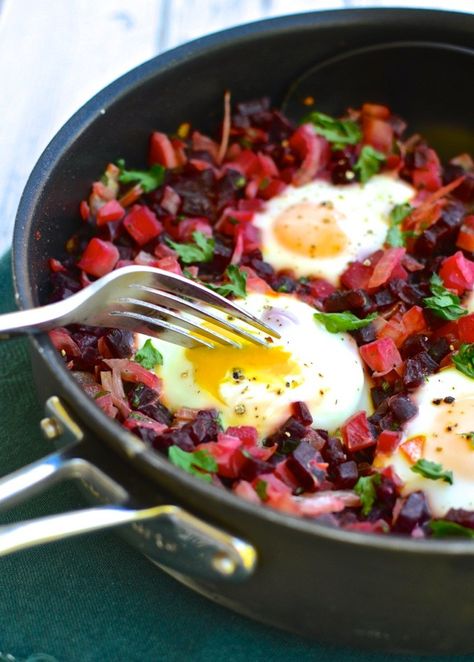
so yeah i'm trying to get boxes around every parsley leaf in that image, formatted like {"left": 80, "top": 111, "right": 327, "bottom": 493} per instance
{"left": 385, "top": 203, "right": 413, "bottom": 247}
{"left": 117, "top": 159, "right": 165, "bottom": 193}
{"left": 167, "top": 231, "right": 215, "bottom": 264}
{"left": 255, "top": 479, "right": 268, "bottom": 501}
{"left": 429, "top": 520, "right": 474, "bottom": 539}
{"left": 411, "top": 459, "right": 453, "bottom": 484}
{"left": 313, "top": 311, "right": 377, "bottom": 333}
{"left": 134, "top": 339, "right": 163, "bottom": 370}
{"left": 208, "top": 265, "right": 247, "bottom": 298}
{"left": 303, "top": 111, "right": 362, "bottom": 148}
{"left": 354, "top": 474, "right": 381, "bottom": 516}
{"left": 423, "top": 273, "right": 468, "bottom": 321}
{"left": 453, "top": 343, "right": 474, "bottom": 379}
{"left": 168, "top": 446, "right": 217, "bottom": 483}
{"left": 354, "top": 145, "right": 386, "bottom": 183}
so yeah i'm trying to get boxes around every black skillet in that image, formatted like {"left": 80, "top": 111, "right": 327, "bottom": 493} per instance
{"left": 5, "top": 8, "right": 474, "bottom": 654}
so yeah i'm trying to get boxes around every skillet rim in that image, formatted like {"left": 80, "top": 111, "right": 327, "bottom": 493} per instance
{"left": 12, "top": 7, "right": 474, "bottom": 555}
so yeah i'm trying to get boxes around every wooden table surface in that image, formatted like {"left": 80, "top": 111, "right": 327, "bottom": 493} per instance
{"left": 0, "top": 0, "right": 472, "bottom": 256}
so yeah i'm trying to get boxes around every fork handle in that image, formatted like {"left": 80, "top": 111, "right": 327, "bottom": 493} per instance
{"left": 0, "top": 301, "right": 67, "bottom": 339}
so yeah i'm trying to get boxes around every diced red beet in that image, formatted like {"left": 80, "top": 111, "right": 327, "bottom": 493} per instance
{"left": 412, "top": 148, "right": 442, "bottom": 191}
{"left": 393, "top": 491, "right": 430, "bottom": 533}
{"left": 286, "top": 442, "right": 326, "bottom": 492}
{"left": 77, "top": 238, "right": 119, "bottom": 277}
{"left": 458, "top": 313, "right": 474, "bottom": 343}
{"left": 96, "top": 199, "right": 125, "bottom": 226}
{"left": 341, "top": 261, "right": 373, "bottom": 290}
{"left": 49, "top": 327, "right": 81, "bottom": 357}
{"left": 289, "top": 124, "right": 329, "bottom": 186}
{"left": 123, "top": 205, "right": 163, "bottom": 246}
{"left": 291, "top": 401, "right": 313, "bottom": 426}
{"left": 103, "top": 329, "right": 135, "bottom": 358}
{"left": 376, "top": 430, "right": 402, "bottom": 455}
{"left": 321, "top": 436, "right": 346, "bottom": 467}
{"left": 332, "top": 460, "right": 359, "bottom": 488}
{"left": 388, "top": 394, "right": 418, "bottom": 423}
{"left": 360, "top": 337, "right": 402, "bottom": 373}
{"left": 341, "top": 411, "right": 375, "bottom": 452}
{"left": 403, "top": 351, "right": 438, "bottom": 389}
{"left": 362, "top": 116, "right": 393, "bottom": 154}
{"left": 439, "top": 251, "right": 474, "bottom": 294}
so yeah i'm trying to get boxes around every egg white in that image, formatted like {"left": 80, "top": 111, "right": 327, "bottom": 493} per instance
{"left": 137, "top": 292, "right": 369, "bottom": 439}
{"left": 375, "top": 367, "right": 474, "bottom": 517}
{"left": 252, "top": 174, "right": 415, "bottom": 284}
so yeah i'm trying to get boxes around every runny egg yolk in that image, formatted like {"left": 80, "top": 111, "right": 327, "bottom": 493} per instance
{"left": 184, "top": 343, "right": 300, "bottom": 405}
{"left": 273, "top": 201, "right": 348, "bottom": 258}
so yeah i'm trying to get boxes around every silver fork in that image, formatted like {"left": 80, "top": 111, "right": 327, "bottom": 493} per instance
{"left": 0, "top": 265, "right": 279, "bottom": 349}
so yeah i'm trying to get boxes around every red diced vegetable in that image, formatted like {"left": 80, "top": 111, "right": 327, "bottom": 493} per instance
{"left": 48, "top": 327, "right": 81, "bottom": 357}
{"left": 362, "top": 116, "right": 393, "bottom": 154}
{"left": 368, "top": 248, "right": 406, "bottom": 289}
{"left": 96, "top": 199, "right": 125, "bottom": 226}
{"left": 402, "top": 306, "right": 426, "bottom": 336}
{"left": 458, "top": 313, "right": 474, "bottom": 343}
{"left": 376, "top": 430, "right": 402, "bottom": 455}
{"left": 198, "top": 433, "right": 245, "bottom": 478}
{"left": 123, "top": 205, "right": 163, "bottom": 245}
{"left": 341, "top": 261, "right": 373, "bottom": 290}
{"left": 360, "top": 337, "right": 402, "bottom": 373}
{"left": 77, "top": 238, "right": 119, "bottom": 277}
{"left": 399, "top": 435, "right": 425, "bottom": 464}
{"left": 439, "top": 250, "right": 474, "bottom": 294}
{"left": 177, "top": 217, "right": 212, "bottom": 241}
{"left": 412, "top": 148, "right": 442, "bottom": 191}
{"left": 457, "top": 215, "right": 474, "bottom": 252}
{"left": 341, "top": 411, "right": 375, "bottom": 451}
{"left": 362, "top": 103, "right": 390, "bottom": 120}
{"left": 79, "top": 200, "right": 90, "bottom": 221}
{"left": 149, "top": 131, "right": 179, "bottom": 168}
{"left": 289, "top": 124, "right": 329, "bottom": 186}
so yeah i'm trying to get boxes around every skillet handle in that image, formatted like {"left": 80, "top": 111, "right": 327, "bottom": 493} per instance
{"left": 0, "top": 398, "right": 256, "bottom": 582}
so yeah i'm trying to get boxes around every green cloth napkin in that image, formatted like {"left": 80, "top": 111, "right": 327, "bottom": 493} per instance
{"left": 0, "top": 251, "right": 470, "bottom": 662}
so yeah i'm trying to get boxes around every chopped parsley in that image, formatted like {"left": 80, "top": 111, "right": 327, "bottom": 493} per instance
{"left": 385, "top": 203, "right": 414, "bottom": 247}
{"left": 255, "top": 479, "right": 268, "bottom": 501}
{"left": 168, "top": 446, "right": 217, "bottom": 483}
{"left": 313, "top": 310, "right": 377, "bottom": 333}
{"left": 453, "top": 343, "right": 474, "bottom": 379}
{"left": 303, "top": 111, "right": 362, "bottom": 148}
{"left": 208, "top": 265, "right": 247, "bottom": 298}
{"left": 354, "top": 145, "right": 386, "bottom": 184}
{"left": 117, "top": 159, "right": 165, "bottom": 193}
{"left": 354, "top": 474, "right": 381, "bottom": 516}
{"left": 166, "top": 231, "right": 215, "bottom": 264}
{"left": 134, "top": 339, "right": 163, "bottom": 370}
{"left": 429, "top": 520, "right": 474, "bottom": 539}
{"left": 423, "top": 273, "right": 468, "bottom": 321}
{"left": 411, "top": 459, "right": 453, "bottom": 485}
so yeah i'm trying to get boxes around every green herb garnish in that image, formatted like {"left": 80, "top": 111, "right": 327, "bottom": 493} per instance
{"left": 117, "top": 159, "right": 165, "bottom": 193}
{"left": 255, "top": 479, "right": 268, "bottom": 501}
{"left": 385, "top": 203, "right": 414, "bottom": 247}
{"left": 354, "top": 474, "right": 381, "bottom": 516}
{"left": 208, "top": 265, "right": 247, "bottom": 298}
{"left": 313, "top": 311, "right": 377, "bottom": 333}
{"left": 423, "top": 273, "right": 468, "bottom": 321}
{"left": 453, "top": 343, "right": 474, "bottom": 379}
{"left": 168, "top": 446, "right": 217, "bottom": 483}
{"left": 354, "top": 145, "right": 386, "bottom": 183}
{"left": 429, "top": 520, "right": 474, "bottom": 539}
{"left": 134, "top": 339, "right": 163, "bottom": 370}
{"left": 167, "top": 231, "right": 215, "bottom": 264}
{"left": 303, "top": 111, "right": 362, "bottom": 148}
{"left": 411, "top": 459, "right": 453, "bottom": 484}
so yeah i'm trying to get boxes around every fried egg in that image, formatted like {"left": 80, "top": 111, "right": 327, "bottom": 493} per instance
{"left": 137, "top": 292, "right": 369, "bottom": 439}
{"left": 252, "top": 174, "right": 415, "bottom": 284}
{"left": 375, "top": 368, "right": 474, "bottom": 516}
